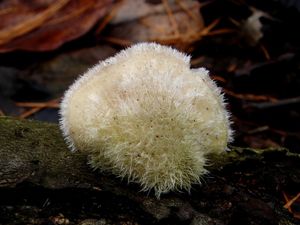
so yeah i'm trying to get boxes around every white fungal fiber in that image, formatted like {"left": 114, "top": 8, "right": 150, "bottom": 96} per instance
{"left": 59, "top": 42, "right": 233, "bottom": 198}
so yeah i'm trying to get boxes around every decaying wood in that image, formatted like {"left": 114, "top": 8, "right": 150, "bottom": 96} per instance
{"left": 0, "top": 116, "right": 119, "bottom": 191}
{"left": 0, "top": 116, "right": 299, "bottom": 224}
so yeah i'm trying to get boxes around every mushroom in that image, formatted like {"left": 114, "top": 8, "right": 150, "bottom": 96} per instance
{"left": 59, "top": 43, "right": 233, "bottom": 198}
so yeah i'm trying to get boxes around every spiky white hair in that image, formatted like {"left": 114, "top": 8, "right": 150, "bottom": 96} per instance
{"left": 59, "top": 42, "right": 233, "bottom": 198}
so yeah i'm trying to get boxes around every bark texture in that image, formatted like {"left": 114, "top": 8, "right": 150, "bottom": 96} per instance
{"left": 0, "top": 116, "right": 299, "bottom": 225}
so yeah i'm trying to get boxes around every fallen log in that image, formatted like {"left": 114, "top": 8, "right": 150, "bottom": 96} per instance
{"left": 0, "top": 116, "right": 299, "bottom": 224}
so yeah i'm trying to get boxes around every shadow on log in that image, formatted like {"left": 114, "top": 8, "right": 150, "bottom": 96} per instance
{"left": 0, "top": 117, "right": 299, "bottom": 225}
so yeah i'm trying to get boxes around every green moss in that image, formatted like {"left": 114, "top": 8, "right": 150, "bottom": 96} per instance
{"left": 0, "top": 116, "right": 90, "bottom": 189}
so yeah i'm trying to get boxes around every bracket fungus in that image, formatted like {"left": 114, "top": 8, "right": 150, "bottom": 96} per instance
{"left": 59, "top": 43, "right": 233, "bottom": 197}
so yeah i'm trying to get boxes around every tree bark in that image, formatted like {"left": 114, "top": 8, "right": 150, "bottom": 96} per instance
{"left": 0, "top": 116, "right": 299, "bottom": 224}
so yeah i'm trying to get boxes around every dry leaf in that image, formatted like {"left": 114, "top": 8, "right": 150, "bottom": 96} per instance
{"left": 241, "top": 7, "right": 270, "bottom": 46}
{"left": 0, "top": 0, "right": 113, "bottom": 52}
{"left": 105, "top": 0, "right": 205, "bottom": 52}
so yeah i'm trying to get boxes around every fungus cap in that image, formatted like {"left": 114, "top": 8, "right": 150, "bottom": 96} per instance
{"left": 60, "top": 42, "right": 233, "bottom": 197}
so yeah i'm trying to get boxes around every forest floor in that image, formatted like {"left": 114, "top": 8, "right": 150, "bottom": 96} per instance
{"left": 0, "top": 0, "right": 299, "bottom": 224}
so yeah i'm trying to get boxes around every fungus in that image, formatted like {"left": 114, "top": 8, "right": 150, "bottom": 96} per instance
{"left": 59, "top": 43, "right": 233, "bottom": 198}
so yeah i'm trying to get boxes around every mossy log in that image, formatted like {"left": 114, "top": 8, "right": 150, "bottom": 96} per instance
{"left": 0, "top": 116, "right": 299, "bottom": 225}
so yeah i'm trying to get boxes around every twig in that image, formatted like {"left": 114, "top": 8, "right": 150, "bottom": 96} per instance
{"left": 224, "top": 89, "right": 277, "bottom": 102}
{"left": 245, "top": 96, "right": 300, "bottom": 109}
{"left": 227, "top": 63, "right": 238, "bottom": 73}
{"left": 201, "top": 28, "right": 235, "bottom": 36}
{"left": 191, "top": 56, "right": 205, "bottom": 66}
{"left": 284, "top": 192, "right": 300, "bottom": 210}
{"left": 151, "top": 18, "right": 225, "bottom": 48}
{"left": 197, "top": 19, "right": 220, "bottom": 36}
{"left": 19, "top": 107, "right": 42, "bottom": 119}
{"left": 175, "top": 0, "right": 200, "bottom": 23}
{"left": 162, "top": 0, "right": 180, "bottom": 37}
{"left": 233, "top": 116, "right": 292, "bottom": 138}
{"left": 16, "top": 102, "right": 59, "bottom": 108}
{"left": 229, "top": 17, "right": 241, "bottom": 26}
{"left": 18, "top": 98, "right": 60, "bottom": 119}
{"left": 283, "top": 192, "right": 292, "bottom": 213}
{"left": 211, "top": 75, "right": 226, "bottom": 83}
{"left": 247, "top": 126, "right": 269, "bottom": 134}
{"left": 260, "top": 44, "right": 271, "bottom": 60}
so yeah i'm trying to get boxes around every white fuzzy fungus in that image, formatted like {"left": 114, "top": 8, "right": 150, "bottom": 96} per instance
{"left": 59, "top": 42, "right": 233, "bottom": 198}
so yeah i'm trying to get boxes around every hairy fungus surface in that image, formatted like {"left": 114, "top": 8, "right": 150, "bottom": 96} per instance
{"left": 60, "top": 43, "right": 233, "bottom": 197}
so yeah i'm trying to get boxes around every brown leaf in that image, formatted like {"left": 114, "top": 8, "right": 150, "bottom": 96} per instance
{"left": 0, "top": 0, "right": 113, "bottom": 52}
{"left": 104, "top": 0, "right": 205, "bottom": 52}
